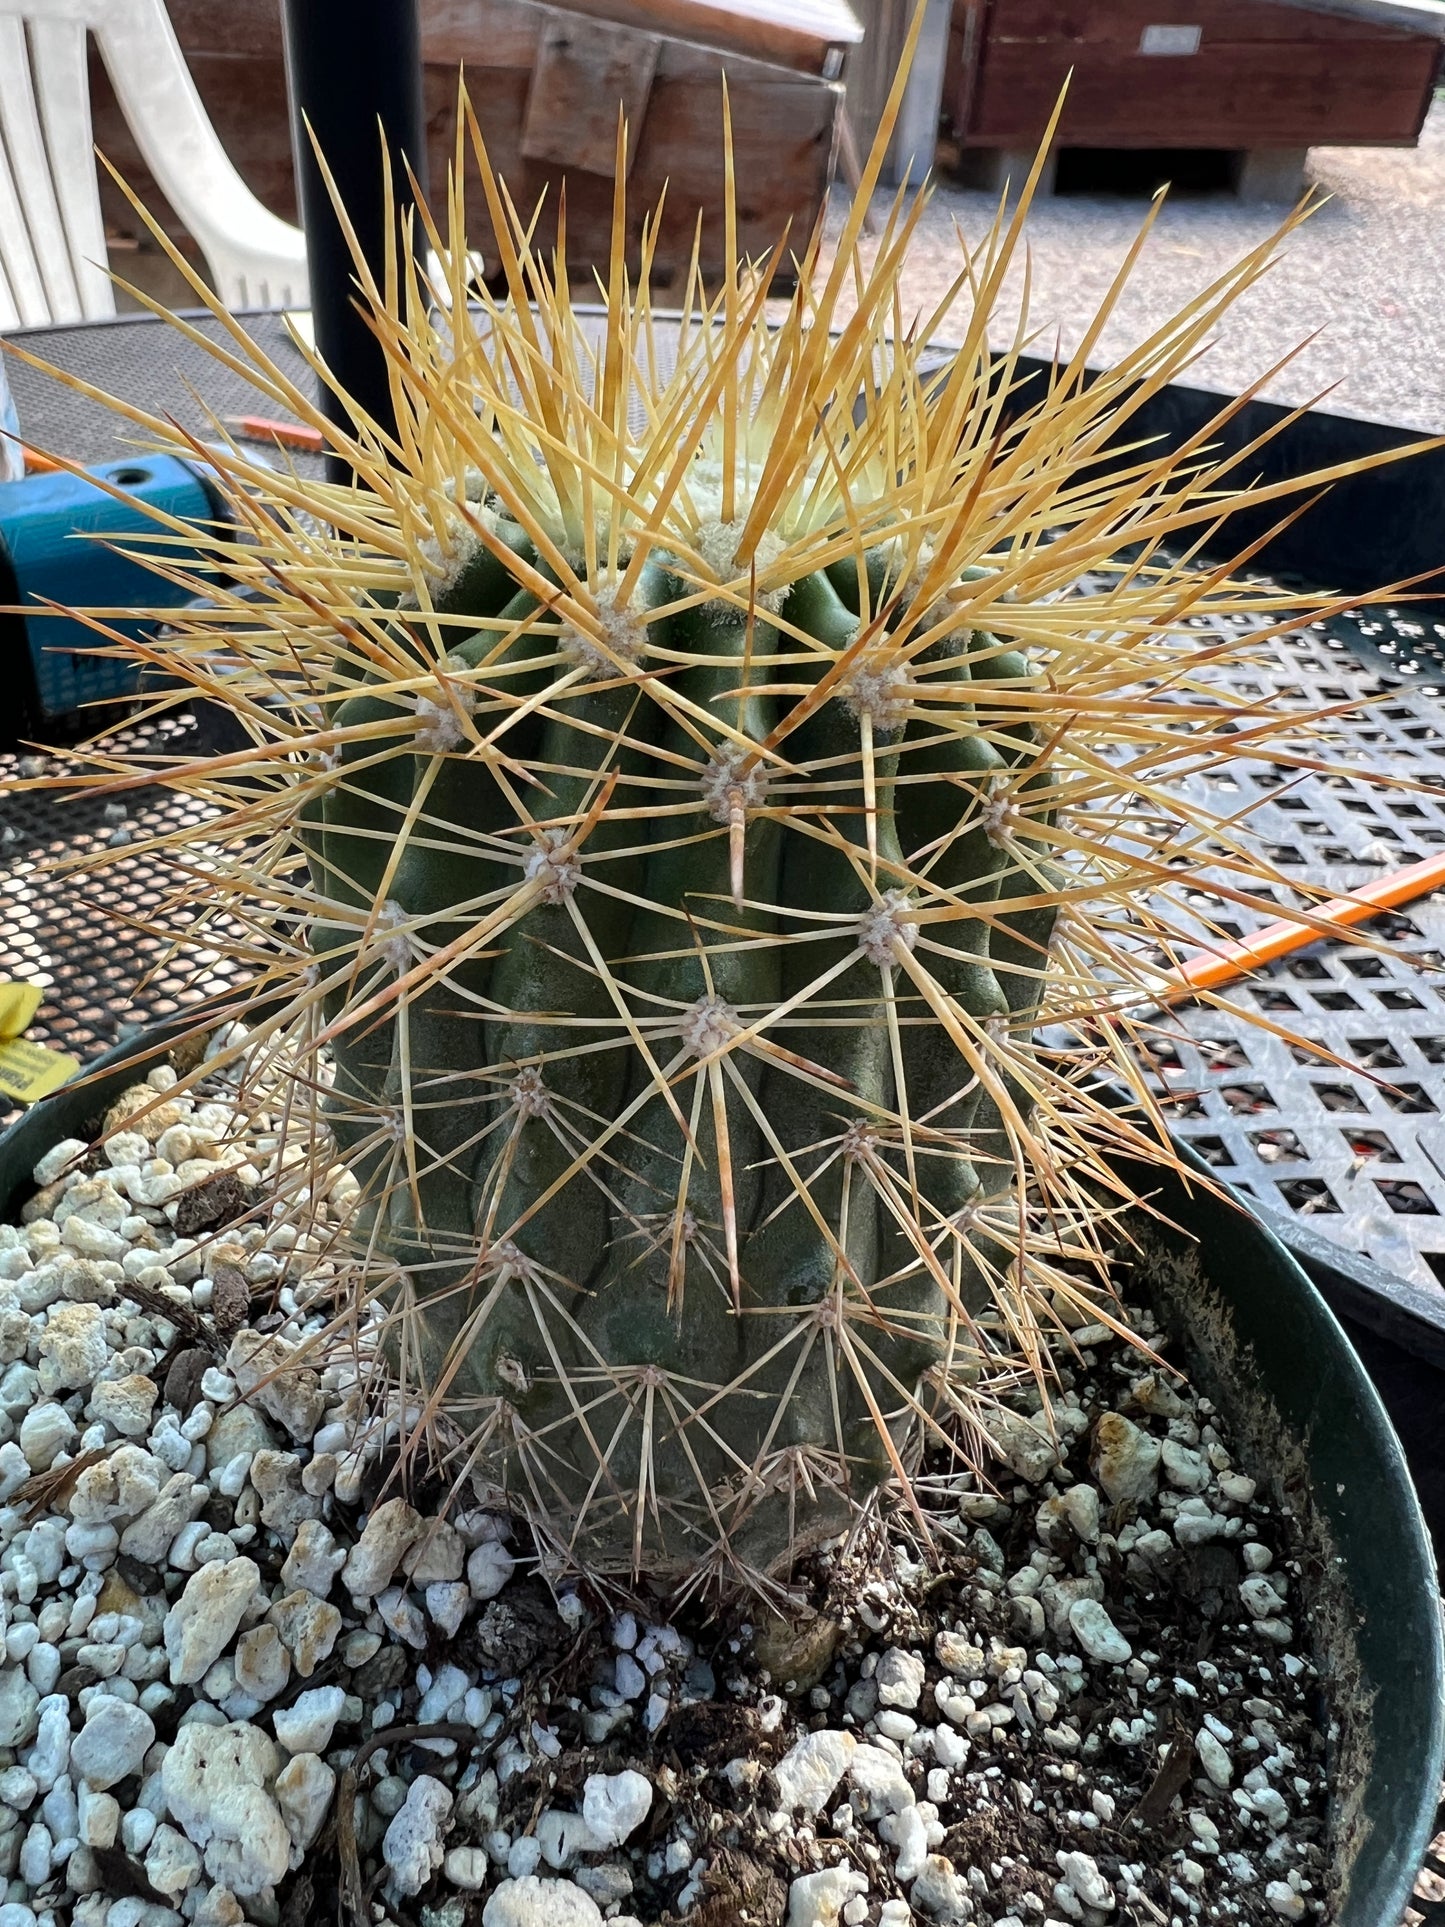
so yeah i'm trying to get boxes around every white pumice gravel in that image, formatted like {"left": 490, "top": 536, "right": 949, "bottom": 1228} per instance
{"left": 0, "top": 1044, "right": 1341, "bottom": 1926}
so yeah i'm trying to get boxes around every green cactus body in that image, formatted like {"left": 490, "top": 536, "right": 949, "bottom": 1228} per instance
{"left": 296, "top": 500, "right": 1053, "bottom": 1571}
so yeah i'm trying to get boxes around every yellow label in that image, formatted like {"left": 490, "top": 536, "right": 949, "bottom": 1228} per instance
{"left": 0, "top": 1037, "right": 81, "bottom": 1104}
{"left": 0, "top": 983, "right": 44, "bottom": 1045}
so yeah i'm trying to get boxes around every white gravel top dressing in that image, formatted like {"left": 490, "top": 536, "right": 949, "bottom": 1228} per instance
{"left": 0, "top": 1038, "right": 1340, "bottom": 1927}
{"left": 803, "top": 102, "right": 1445, "bottom": 435}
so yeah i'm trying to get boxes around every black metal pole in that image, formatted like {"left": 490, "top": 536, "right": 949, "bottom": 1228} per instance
{"left": 280, "top": 0, "right": 429, "bottom": 484}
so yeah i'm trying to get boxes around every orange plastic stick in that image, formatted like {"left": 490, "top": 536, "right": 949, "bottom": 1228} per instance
{"left": 1165, "top": 849, "right": 1445, "bottom": 1001}
{"left": 222, "top": 415, "right": 325, "bottom": 453}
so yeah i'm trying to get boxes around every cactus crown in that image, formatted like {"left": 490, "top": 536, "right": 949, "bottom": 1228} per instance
{"left": 20, "top": 62, "right": 1425, "bottom": 1588}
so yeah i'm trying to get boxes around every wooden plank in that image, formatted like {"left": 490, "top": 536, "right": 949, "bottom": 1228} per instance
{"left": 963, "top": 37, "right": 1441, "bottom": 146}
{"left": 520, "top": 16, "right": 661, "bottom": 175}
{"left": 513, "top": 0, "right": 861, "bottom": 78}
{"left": 986, "top": 0, "right": 1420, "bottom": 42}
{"left": 1270, "top": 0, "right": 1445, "bottom": 36}
{"left": 161, "top": 0, "right": 862, "bottom": 70}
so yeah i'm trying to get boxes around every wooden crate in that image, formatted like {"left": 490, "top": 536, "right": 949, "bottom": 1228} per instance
{"left": 944, "top": 0, "right": 1443, "bottom": 157}
{"left": 87, "top": 0, "right": 844, "bottom": 291}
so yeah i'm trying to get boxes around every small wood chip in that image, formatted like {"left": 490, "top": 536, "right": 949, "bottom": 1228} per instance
{"left": 90, "top": 1844, "right": 169, "bottom": 1906}
{"left": 173, "top": 1170, "right": 257, "bottom": 1238}
{"left": 162, "top": 1347, "right": 212, "bottom": 1417}
{"left": 16, "top": 1446, "right": 111, "bottom": 1520}
{"left": 119, "top": 1278, "right": 220, "bottom": 1354}
{"left": 1128, "top": 1730, "right": 1196, "bottom": 1828}
{"left": 210, "top": 1261, "right": 250, "bottom": 1336}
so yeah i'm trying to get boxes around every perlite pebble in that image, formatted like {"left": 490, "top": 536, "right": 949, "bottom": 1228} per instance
{"left": 537, "top": 1809, "right": 602, "bottom": 1868}
{"left": 69, "top": 1698, "right": 154, "bottom": 1792}
{"left": 1059, "top": 1850, "right": 1115, "bottom": 1910}
{"left": 1068, "top": 1597, "right": 1132, "bottom": 1665}
{"left": 874, "top": 1648, "right": 926, "bottom": 1710}
{"left": 787, "top": 1865, "right": 868, "bottom": 1927}
{"left": 1240, "top": 1575, "right": 1289, "bottom": 1620}
{"left": 1196, "top": 1729, "right": 1234, "bottom": 1789}
{"left": 443, "top": 1846, "right": 489, "bottom": 1889}
{"left": 846, "top": 1744, "right": 915, "bottom": 1819}
{"left": 481, "top": 1877, "right": 603, "bottom": 1927}
{"left": 163, "top": 1558, "right": 260, "bottom": 1686}
{"left": 879, "top": 1804, "right": 929, "bottom": 1882}
{"left": 159, "top": 1721, "right": 290, "bottom": 1899}
{"left": 38, "top": 1306, "right": 108, "bottom": 1392}
{"left": 1091, "top": 1413, "right": 1161, "bottom": 1504}
{"left": 986, "top": 1409, "right": 1058, "bottom": 1482}
{"left": 19, "top": 1404, "right": 77, "bottom": 1472}
{"left": 33, "top": 1142, "right": 88, "bottom": 1188}
{"left": 580, "top": 1770, "right": 652, "bottom": 1848}
{"left": 467, "top": 1541, "right": 515, "bottom": 1600}
{"left": 1266, "top": 1881, "right": 1308, "bottom": 1920}
{"left": 382, "top": 1776, "right": 453, "bottom": 1895}
{"left": 273, "top": 1686, "right": 347, "bottom": 1756}
{"left": 273, "top": 1753, "right": 335, "bottom": 1857}
{"left": 772, "top": 1731, "right": 857, "bottom": 1815}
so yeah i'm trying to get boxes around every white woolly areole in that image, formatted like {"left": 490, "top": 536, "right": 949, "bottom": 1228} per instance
{"left": 559, "top": 579, "right": 648, "bottom": 680}
{"left": 841, "top": 649, "right": 914, "bottom": 734}
{"left": 523, "top": 830, "right": 583, "bottom": 903}
{"left": 375, "top": 900, "right": 415, "bottom": 976}
{"left": 700, "top": 750, "right": 769, "bottom": 825}
{"left": 981, "top": 772, "right": 1021, "bottom": 849}
{"left": 679, "top": 994, "right": 739, "bottom": 1058}
{"left": 866, "top": 532, "right": 947, "bottom": 625}
{"left": 509, "top": 1067, "right": 552, "bottom": 1118}
{"left": 842, "top": 1120, "right": 879, "bottom": 1167}
{"left": 413, "top": 500, "right": 503, "bottom": 599}
{"left": 412, "top": 655, "right": 477, "bottom": 753}
{"left": 693, "top": 518, "right": 788, "bottom": 615}
{"left": 855, "top": 890, "right": 919, "bottom": 966}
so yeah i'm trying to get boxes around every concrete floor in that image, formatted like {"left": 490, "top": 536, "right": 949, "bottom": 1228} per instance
{"left": 806, "top": 100, "right": 1445, "bottom": 435}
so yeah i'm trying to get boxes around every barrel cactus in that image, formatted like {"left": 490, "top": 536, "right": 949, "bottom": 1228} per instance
{"left": 24, "top": 86, "right": 1419, "bottom": 1585}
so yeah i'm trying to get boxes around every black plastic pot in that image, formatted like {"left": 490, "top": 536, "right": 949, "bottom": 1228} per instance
{"left": 1, "top": 1026, "right": 1442, "bottom": 1926}
{"left": 1246, "top": 1197, "right": 1445, "bottom": 1567}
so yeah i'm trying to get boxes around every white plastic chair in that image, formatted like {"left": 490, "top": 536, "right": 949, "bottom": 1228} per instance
{"left": 0, "top": 0, "right": 308, "bottom": 329}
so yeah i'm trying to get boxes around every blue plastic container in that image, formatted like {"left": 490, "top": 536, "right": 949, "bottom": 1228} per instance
{"left": 0, "top": 454, "right": 218, "bottom": 724}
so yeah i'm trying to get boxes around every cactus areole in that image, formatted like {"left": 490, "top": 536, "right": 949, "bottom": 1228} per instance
{"left": 23, "top": 60, "right": 1428, "bottom": 1587}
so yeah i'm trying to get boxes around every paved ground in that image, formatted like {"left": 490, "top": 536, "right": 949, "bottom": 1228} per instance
{"left": 807, "top": 98, "right": 1445, "bottom": 434}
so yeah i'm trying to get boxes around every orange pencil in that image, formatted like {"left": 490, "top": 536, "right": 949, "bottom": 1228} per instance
{"left": 1165, "top": 849, "right": 1445, "bottom": 1002}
